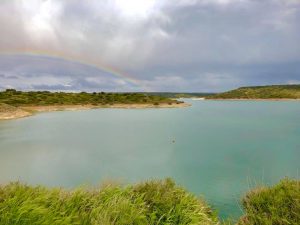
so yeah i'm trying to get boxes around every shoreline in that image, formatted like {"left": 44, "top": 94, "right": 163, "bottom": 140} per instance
{"left": 0, "top": 109, "right": 32, "bottom": 120}
{"left": 0, "top": 102, "right": 190, "bottom": 121}
{"left": 205, "top": 98, "right": 300, "bottom": 101}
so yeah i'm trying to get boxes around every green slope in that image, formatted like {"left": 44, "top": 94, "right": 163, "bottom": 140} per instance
{"left": 0, "top": 89, "right": 181, "bottom": 106}
{"left": 207, "top": 85, "right": 300, "bottom": 99}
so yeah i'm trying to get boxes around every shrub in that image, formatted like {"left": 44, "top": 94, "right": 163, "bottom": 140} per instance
{"left": 133, "top": 178, "right": 218, "bottom": 225}
{"left": 238, "top": 178, "right": 300, "bottom": 225}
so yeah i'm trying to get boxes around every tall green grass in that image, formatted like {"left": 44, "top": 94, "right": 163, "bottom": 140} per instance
{"left": 238, "top": 178, "right": 300, "bottom": 225}
{"left": 0, "top": 179, "right": 218, "bottom": 225}
{"left": 1, "top": 178, "right": 299, "bottom": 224}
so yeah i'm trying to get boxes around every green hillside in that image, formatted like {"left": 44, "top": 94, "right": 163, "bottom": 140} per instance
{"left": 207, "top": 85, "right": 300, "bottom": 99}
{"left": 0, "top": 89, "right": 181, "bottom": 106}
{"left": 145, "top": 92, "right": 213, "bottom": 98}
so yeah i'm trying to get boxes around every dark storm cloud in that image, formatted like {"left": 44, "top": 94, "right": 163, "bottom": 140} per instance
{"left": 0, "top": 0, "right": 299, "bottom": 92}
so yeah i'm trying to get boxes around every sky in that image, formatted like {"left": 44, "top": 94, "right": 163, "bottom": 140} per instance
{"left": 0, "top": 0, "right": 300, "bottom": 92}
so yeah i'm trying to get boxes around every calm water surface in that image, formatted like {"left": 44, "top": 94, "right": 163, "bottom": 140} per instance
{"left": 0, "top": 100, "right": 299, "bottom": 218}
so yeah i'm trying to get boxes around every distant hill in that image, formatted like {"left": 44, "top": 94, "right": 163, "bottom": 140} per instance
{"left": 144, "top": 92, "right": 214, "bottom": 98}
{"left": 0, "top": 89, "right": 181, "bottom": 106}
{"left": 0, "top": 90, "right": 192, "bottom": 120}
{"left": 206, "top": 85, "right": 300, "bottom": 99}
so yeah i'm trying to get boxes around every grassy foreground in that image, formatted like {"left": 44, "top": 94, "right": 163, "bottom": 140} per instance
{"left": 0, "top": 178, "right": 299, "bottom": 225}
{"left": 207, "top": 84, "right": 300, "bottom": 99}
{"left": 0, "top": 179, "right": 218, "bottom": 225}
{"left": 238, "top": 179, "right": 300, "bottom": 225}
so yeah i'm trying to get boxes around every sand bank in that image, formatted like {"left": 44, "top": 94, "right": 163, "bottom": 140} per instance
{"left": 0, "top": 109, "right": 32, "bottom": 120}
{"left": 0, "top": 103, "right": 32, "bottom": 120}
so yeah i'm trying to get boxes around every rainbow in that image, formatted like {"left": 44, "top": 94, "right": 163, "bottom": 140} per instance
{"left": 0, "top": 50, "right": 145, "bottom": 89}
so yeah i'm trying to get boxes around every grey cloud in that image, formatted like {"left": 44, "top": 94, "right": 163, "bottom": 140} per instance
{"left": 149, "top": 0, "right": 300, "bottom": 67}
{"left": 0, "top": 0, "right": 299, "bottom": 92}
{"left": 0, "top": 74, "right": 18, "bottom": 79}
{"left": 31, "top": 84, "right": 73, "bottom": 91}
{"left": 0, "top": 55, "right": 140, "bottom": 92}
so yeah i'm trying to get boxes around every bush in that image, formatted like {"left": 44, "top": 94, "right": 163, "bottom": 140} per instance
{"left": 133, "top": 178, "right": 218, "bottom": 225}
{"left": 238, "top": 178, "right": 300, "bottom": 225}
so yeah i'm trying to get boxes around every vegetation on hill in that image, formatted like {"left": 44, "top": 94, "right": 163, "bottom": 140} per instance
{"left": 0, "top": 89, "right": 182, "bottom": 106}
{"left": 145, "top": 92, "right": 214, "bottom": 98}
{"left": 206, "top": 85, "right": 300, "bottom": 99}
{"left": 0, "top": 179, "right": 218, "bottom": 225}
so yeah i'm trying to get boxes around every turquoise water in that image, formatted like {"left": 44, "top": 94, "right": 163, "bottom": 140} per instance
{"left": 0, "top": 100, "right": 299, "bottom": 218}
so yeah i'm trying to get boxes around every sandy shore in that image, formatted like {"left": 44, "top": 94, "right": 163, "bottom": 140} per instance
{"left": 22, "top": 102, "right": 190, "bottom": 111}
{"left": 0, "top": 102, "right": 190, "bottom": 121}
{"left": 0, "top": 109, "right": 32, "bottom": 120}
